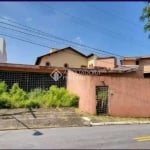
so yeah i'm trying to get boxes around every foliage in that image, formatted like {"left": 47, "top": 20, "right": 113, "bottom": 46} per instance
{"left": 9, "top": 83, "right": 28, "bottom": 108}
{"left": 26, "top": 88, "right": 46, "bottom": 108}
{"left": 0, "top": 81, "right": 11, "bottom": 108}
{"left": 0, "top": 81, "right": 7, "bottom": 94}
{"left": 140, "top": 3, "right": 150, "bottom": 38}
{"left": 44, "top": 86, "right": 79, "bottom": 107}
{"left": 0, "top": 82, "right": 79, "bottom": 109}
{"left": 97, "top": 91, "right": 108, "bottom": 101}
{"left": 0, "top": 92, "right": 11, "bottom": 108}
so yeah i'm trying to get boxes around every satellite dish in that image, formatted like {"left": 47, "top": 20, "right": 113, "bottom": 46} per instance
{"left": 0, "top": 38, "right": 7, "bottom": 63}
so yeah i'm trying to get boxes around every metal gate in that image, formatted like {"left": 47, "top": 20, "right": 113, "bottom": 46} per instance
{"left": 96, "top": 86, "right": 108, "bottom": 115}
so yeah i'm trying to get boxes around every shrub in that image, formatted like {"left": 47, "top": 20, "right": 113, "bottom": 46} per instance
{"left": 26, "top": 88, "right": 46, "bottom": 108}
{"left": 0, "top": 92, "right": 11, "bottom": 108}
{"left": 0, "top": 81, "right": 11, "bottom": 108}
{"left": 0, "top": 81, "right": 7, "bottom": 94}
{"left": 9, "top": 83, "right": 28, "bottom": 108}
{"left": 25, "top": 99, "right": 40, "bottom": 108}
{"left": 0, "top": 82, "right": 79, "bottom": 109}
{"left": 45, "top": 85, "right": 79, "bottom": 107}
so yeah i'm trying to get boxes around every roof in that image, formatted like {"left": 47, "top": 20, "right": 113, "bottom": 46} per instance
{"left": 70, "top": 65, "right": 139, "bottom": 76}
{"left": 96, "top": 56, "right": 116, "bottom": 60}
{"left": 111, "top": 65, "right": 139, "bottom": 73}
{"left": 0, "top": 63, "right": 139, "bottom": 76}
{"left": 0, "top": 63, "right": 66, "bottom": 73}
{"left": 121, "top": 55, "right": 150, "bottom": 61}
{"left": 35, "top": 46, "right": 94, "bottom": 65}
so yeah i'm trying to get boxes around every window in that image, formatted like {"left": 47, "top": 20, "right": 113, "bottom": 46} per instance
{"left": 45, "top": 62, "right": 51, "bottom": 66}
{"left": 81, "top": 65, "right": 87, "bottom": 68}
{"left": 64, "top": 63, "right": 69, "bottom": 68}
{"left": 136, "top": 60, "right": 139, "bottom": 65}
{"left": 89, "top": 64, "right": 93, "bottom": 68}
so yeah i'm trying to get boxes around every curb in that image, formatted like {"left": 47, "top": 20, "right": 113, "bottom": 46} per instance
{"left": 81, "top": 117, "right": 150, "bottom": 126}
{"left": 90, "top": 121, "right": 150, "bottom": 126}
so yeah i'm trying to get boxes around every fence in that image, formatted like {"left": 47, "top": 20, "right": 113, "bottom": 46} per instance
{"left": 0, "top": 64, "right": 66, "bottom": 92}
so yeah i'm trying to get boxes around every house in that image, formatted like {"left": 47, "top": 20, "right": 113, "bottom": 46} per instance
{"left": 120, "top": 56, "right": 150, "bottom": 78}
{"left": 35, "top": 47, "right": 117, "bottom": 69}
{"left": 0, "top": 43, "right": 149, "bottom": 117}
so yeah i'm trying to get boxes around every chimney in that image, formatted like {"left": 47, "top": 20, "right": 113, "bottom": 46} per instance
{"left": 50, "top": 48, "right": 59, "bottom": 53}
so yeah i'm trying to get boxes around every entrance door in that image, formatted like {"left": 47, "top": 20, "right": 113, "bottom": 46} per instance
{"left": 96, "top": 86, "right": 108, "bottom": 115}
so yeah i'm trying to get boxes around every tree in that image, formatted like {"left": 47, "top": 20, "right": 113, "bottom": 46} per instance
{"left": 140, "top": 2, "right": 150, "bottom": 38}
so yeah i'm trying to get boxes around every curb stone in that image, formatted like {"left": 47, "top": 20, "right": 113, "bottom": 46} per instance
{"left": 81, "top": 117, "right": 150, "bottom": 126}
{"left": 90, "top": 121, "right": 150, "bottom": 126}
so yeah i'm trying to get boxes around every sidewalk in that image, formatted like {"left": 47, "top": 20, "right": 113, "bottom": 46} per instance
{"left": 0, "top": 108, "right": 85, "bottom": 130}
{"left": 0, "top": 108, "right": 150, "bottom": 130}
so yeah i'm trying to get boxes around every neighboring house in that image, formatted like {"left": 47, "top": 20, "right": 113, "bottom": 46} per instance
{"left": 95, "top": 57, "right": 117, "bottom": 69}
{"left": 35, "top": 47, "right": 117, "bottom": 69}
{"left": 120, "top": 56, "right": 150, "bottom": 78}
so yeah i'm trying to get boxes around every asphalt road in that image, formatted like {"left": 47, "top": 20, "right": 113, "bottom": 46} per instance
{"left": 0, "top": 124, "right": 150, "bottom": 149}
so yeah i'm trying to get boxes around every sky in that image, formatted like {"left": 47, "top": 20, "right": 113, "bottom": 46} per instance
{"left": 0, "top": 1, "right": 149, "bottom": 65}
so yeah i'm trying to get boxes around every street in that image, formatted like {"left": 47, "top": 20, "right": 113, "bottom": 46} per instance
{"left": 0, "top": 124, "right": 149, "bottom": 149}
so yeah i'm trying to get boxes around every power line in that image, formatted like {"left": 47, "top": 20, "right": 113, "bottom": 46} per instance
{"left": 2, "top": 32, "right": 150, "bottom": 73}
{"left": 0, "top": 24, "right": 68, "bottom": 46}
{"left": 0, "top": 33, "right": 51, "bottom": 49}
{"left": 0, "top": 16, "right": 124, "bottom": 58}
{"left": 1, "top": 17, "right": 150, "bottom": 71}
{"left": 0, "top": 22, "right": 111, "bottom": 57}
{"left": 0, "top": 33, "right": 121, "bottom": 67}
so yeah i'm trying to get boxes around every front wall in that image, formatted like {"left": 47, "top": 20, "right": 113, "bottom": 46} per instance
{"left": 39, "top": 49, "right": 88, "bottom": 68}
{"left": 67, "top": 71, "right": 96, "bottom": 114}
{"left": 67, "top": 70, "right": 150, "bottom": 117}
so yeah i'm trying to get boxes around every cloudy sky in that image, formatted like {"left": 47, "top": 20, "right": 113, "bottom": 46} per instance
{"left": 0, "top": 2, "right": 149, "bottom": 65}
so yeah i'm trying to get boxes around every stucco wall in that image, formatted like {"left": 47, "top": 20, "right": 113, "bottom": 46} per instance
{"left": 140, "top": 58, "right": 150, "bottom": 73}
{"left": 121, "top": 60, "right": 136, "bottom": 65}
{"left": 95, "top": 58, "right": 116, "bottom": 69}
{"left": 67, "top": 70, "right": 150, "bottom": 117}
{"left": 101, "top": 71, "right": 142, "bottom": 78}
{"left": 39, "top": 48, "right": 88, "bottom": 68}
{"left": 88, "top": 56, "right": 97, "bottom": 68}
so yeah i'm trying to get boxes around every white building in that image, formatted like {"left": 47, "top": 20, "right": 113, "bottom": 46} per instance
{"left": 0, "top": 38, "right": 7, "bottom": 63}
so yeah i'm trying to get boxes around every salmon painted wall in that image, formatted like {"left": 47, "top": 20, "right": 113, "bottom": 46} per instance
{"left": 120, "top": 60, "right": 136, "bottom": 65}
{"left": 67, "top": 70, "right": 150, "bottom": 117}
{"left": 95, "top": 57, "right": 116, "bottom": 69}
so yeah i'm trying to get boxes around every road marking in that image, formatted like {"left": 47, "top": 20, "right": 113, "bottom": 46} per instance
{"left": 134, "top": 136, "right": 150, "bottom": 142}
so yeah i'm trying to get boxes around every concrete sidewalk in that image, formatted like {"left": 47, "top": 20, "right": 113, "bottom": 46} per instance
{"left": 0, "top": 108, "right": 150, "bottom": 130}
{"left": 0, "top": 108, "right": 85, "bottom": 130}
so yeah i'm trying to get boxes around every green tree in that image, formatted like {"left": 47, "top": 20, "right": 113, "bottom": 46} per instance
{"left": 140, "top": 3, "right": 150, "bottom": 38}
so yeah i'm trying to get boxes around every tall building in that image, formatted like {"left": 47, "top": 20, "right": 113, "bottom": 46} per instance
{"left": 0, "top": 38, "right": 7, "bottom": 63}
